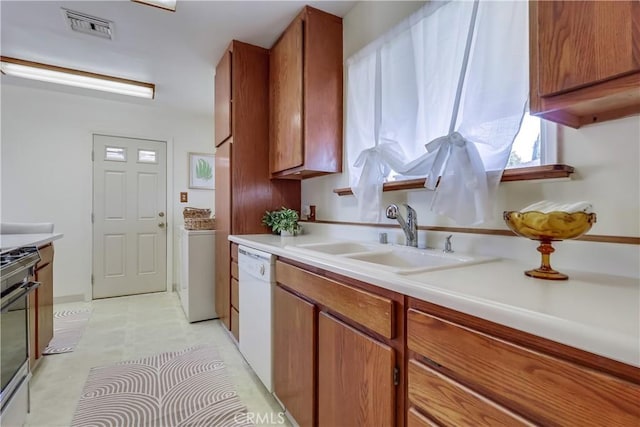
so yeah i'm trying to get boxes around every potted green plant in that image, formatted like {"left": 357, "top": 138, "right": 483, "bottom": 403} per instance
{"left": 262, "top": 207, "right": 301, "bottom": 236}
{"left": 277, "top": 207, "right": 300, "bottom": 236}
{"left": 261, "top": 210, "right": 282, "bottom": 235}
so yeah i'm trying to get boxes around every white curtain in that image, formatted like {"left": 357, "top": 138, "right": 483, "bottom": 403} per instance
{"left": 346, "top": 0, "right": 529, "bottom": 224}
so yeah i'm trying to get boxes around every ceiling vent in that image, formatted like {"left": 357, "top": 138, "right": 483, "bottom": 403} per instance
{"left": 63, "top": 9, "right": 113, "bottom": 40}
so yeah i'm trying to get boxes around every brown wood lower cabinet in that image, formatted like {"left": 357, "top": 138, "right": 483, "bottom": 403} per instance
{"left": 273, "top": 285, "right": 316, "bottom": 427}
{"left": 29, "top": 243, "right": 55, "bottom": 370}
{"left": 272, "top": 260, "right": 640, "bottom": 427}
{"left": 408, "top": 360, "right": 532, "bottom": 426}
{"left": 230, "top": 307, "right": 239, "bottom": 342}
{"left": 229, "top": 244, "right": 239, "bottom": 341}
{"left": 407, "top": 407, "right": 438, "bottom": 427}
{"left": 274, "top": 260, "right": 404, "bottom": 427}
{"left": 35, "top": 261, "right": 53, "bottom": 357}
{"left": 318, "top": 312, "right": 395, "bottom": 427}
{"left": 407, "top": 298, "right": 640, "bottom": 426}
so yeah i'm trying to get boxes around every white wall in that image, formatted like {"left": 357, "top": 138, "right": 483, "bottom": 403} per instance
{"left": 1, "top": 83, "right": 214, "bottom": 300}
{"left": 302, "top": 1, "right": 640, "bottom": 239}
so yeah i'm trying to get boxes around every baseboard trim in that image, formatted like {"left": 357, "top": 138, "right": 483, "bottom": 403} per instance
{"left": 53, "top": 294, "right": 87, "bottom": 304}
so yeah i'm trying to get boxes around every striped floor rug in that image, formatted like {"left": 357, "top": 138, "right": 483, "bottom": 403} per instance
{"left": 43, "top": 309, "right": 92, "bottom": 355}
{"left": 71, "top": 346, "right": 252, "bottom": 427}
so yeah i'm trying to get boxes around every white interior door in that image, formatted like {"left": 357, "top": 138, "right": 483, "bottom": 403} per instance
{"left": 92, "top": 134, "right": 167, "bottom": 299}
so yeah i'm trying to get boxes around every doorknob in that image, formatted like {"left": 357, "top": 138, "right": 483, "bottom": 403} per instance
{"left": 158, "top": 222, "right": 166, "bottom": 228}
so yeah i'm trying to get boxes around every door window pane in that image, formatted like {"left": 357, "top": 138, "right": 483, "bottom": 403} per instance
{"left": 105, "top": 146, "right": 126, "bottom": 162}
{"left": 138, "top": 149, "right": 157, "bottom": 163}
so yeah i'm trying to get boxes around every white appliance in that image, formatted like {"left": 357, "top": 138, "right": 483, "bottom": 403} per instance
{"left": 179, "top": 227, "right": 217, "bottom": 322}
{"left": 238, "top": 245, "right": 275, "bottom": 392}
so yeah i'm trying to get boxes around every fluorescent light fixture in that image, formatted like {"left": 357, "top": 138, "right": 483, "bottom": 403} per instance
{"left": 0, "top": 57, "right": 155, "bottom": 99}
{"left": 132, "top": 0, "right": 176, "bottom": 12}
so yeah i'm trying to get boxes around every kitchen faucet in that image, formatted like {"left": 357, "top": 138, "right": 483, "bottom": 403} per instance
{"left": 386, "top": 204, "right": 418, "bottom": 247}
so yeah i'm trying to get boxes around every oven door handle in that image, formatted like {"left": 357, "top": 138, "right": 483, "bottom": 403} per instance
{"left": 0, "top": 281, "right": 40, "bottom": 312}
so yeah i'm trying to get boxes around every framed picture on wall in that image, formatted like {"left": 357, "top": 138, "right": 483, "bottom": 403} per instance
{"left": 189, "top": 153, "right": 215, "bottom": 190}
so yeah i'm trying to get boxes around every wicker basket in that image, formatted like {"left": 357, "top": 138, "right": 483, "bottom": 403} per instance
{"left": 183, "top": 207, "right": 211, "bottom": 219}
{"left": 184, "top": 217, "right": 216, "bottom": 230}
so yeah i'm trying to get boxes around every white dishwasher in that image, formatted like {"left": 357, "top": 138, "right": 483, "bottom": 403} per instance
{"left": 238, "top": 245, "right": 275, "bottom": 392}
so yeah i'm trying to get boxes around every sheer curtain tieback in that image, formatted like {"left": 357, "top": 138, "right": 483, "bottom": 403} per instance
{"left": 425, "top": 132, "right": 474, "bottom": 191}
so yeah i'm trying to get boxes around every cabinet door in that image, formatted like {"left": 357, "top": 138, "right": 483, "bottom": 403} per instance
{"left": 274, "top": 286, "right": 316, "bottom": 427}
{"left": 215, "top": 50, "right": 232, "bottom": 147}
{"left": 536, "top": 1, "right": 640, "bottom": 97}
{"left": 214, "top": 140, "right": 231, "bottom": 328}
{"left": 318, "top": 312, "right": 395, "bottom": 427}
{"left": 35, "top": 262, "right": 54, "bottom": 356}
{"left": 29, "top": 290, "right": 37, "bottom": 369}
{"left": 270, "top": 19, "right": 304, "bottom": 174}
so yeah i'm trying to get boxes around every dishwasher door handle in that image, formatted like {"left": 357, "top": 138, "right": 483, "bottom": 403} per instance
{"left": 238, "top": 248, "right": 271, "bottom": 263}
{"left": 239, "top": 263, "right": 269, "bottom": 281}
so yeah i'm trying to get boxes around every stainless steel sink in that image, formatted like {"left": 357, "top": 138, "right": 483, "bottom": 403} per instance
{"left": 286, "top": 241, "right": 496, "bottom": 274}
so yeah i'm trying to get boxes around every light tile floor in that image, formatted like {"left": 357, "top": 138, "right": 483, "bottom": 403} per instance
{"left": 25, "top": 291, "right": 290, "bottom": 427}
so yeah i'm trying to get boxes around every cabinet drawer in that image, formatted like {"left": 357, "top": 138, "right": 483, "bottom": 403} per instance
{"left": 231, "top": 261, "right": 239, "bottom": 280}
{"left": 407, "top": 308, "right": 640, "bottom": 426}
{"left": 408, "top": 359, "right": 531, "bottom": 426}
{"left": 36, "top": 262, "right": 54, "bottom": 356}
{"left": 276, "top": 261, "right": 394, "bottom": 339}
{"left": 231, "top": 243, "right": 239, "bottom": 261}
{"left": 36, "top": 244, "right": 54, "bottom": 269}
{"left": 231, "top": 307, "right": 239, "bottom": 341}
{"left": 407, "top": 408, "right": 438, "bottom": 427}
{"left": 231, "top": 278, "right": 239, "bottom": 310}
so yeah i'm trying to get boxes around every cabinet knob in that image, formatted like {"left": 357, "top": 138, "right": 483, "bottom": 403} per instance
{"left": 259, "top": 264, "right": 265, "bottom": 276}
{"left": 158, "top": 222, "right": 166, "bottom": 228}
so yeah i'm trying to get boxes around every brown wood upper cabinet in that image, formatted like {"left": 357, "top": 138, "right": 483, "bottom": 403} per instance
{"left": 269, "top": 6, "right": 343, "bottom": 179}
{"left": 530, "top": 1, "right": 640, "bottom": 127}
{"left": 215, "top": 50, "right": 232, "bottom": 146}
{"left": 213, "top": 41, "right": 300, "bottom": 332}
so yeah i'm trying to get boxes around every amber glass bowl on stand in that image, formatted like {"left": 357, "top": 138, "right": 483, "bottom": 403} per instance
{"left": 503, "top": 211, "right": 597, "bottom": 280}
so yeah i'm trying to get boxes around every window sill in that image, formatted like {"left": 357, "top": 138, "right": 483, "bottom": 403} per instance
{"left": 333, "top": 164, "right": 575, "bottom": 196}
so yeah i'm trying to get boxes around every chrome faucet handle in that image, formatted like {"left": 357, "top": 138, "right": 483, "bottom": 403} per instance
{"left": 444, "top": 235, "right": 454, "bottom": 253}
{"left": 403, "top": 204, "right": 416, "bottom": 216}
{"left": 403, "top": 204, "right": 417, "bottom": 222}
{"left": 385, "top": 204, "right": 399, "bottom": 219}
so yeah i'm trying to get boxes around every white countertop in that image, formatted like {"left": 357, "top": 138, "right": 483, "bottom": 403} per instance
{"left": 229, "top": 233, "right": 640, "bottom": 367}
{"left": 0, "top": 233, "right": 64, "bottom": 252}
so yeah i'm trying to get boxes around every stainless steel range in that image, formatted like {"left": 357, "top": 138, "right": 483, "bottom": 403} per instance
{"left": 0, "top": 246, "right": 40, "bottom": 426}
